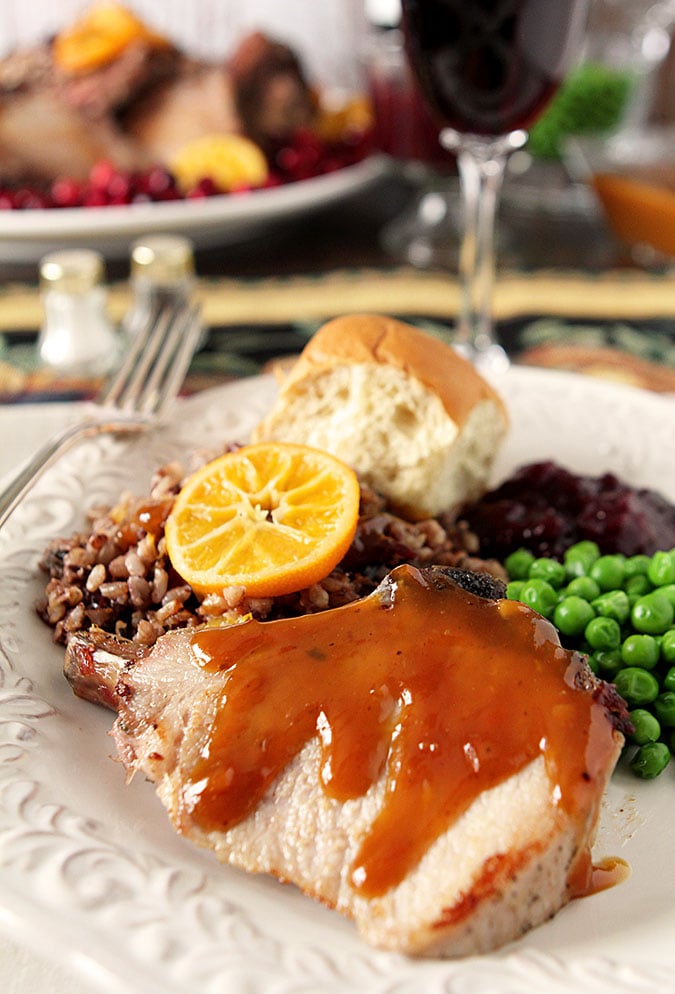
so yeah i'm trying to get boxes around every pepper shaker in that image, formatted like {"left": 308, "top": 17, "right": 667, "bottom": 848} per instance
{"left": 37, "top": 249, "right": 118, "bottom": 375}
{"left": 123, "top": 234, "right": 201, "bottom": 340}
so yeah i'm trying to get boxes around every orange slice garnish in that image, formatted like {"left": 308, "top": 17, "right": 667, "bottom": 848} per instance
{"left": 164, "top": 443, "right": 360, "bottom": 598}
{"left": 170, "top": 134, "right": 269, "bottom": 193}
{"left": 54, "top": 1, "right": 169, "bottom": 75}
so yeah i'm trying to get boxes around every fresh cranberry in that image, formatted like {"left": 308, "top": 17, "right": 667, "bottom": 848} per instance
{"left": 317, "top": 155, "right": 342, "bottom": 173}
{"left": 0, "top": 127, "right": 372, "bottom": 212}
{"left": 81, "top": 188, "right": 109, "bottom": 207}
{"left": 229, "top": 182, "right": 253, "bottom": 195}
{"left": 88, "top": 159, "right": 117, "bottom": 191}
{"left": 105, "top": 172, "right": 133, "bottom": 204}
{"left": 51, "top": 177, "right": 83, "bottom": 208}
{"left": 276, "top": 131, "right": 324, "bottom": 181}
{"left": 140, "top": 166, "right": 179, "bottom": 200}
{"left": 13, "top": 187, "right": 49, "bottom": 209}
{"left": 263, "top": 173, "right": 283, "bottom": 189}
{"left": 186, "top": 177, "right": 221, "bottom": 198}
{"left": 157, "top": 185, "right": 181, "bottom": 202}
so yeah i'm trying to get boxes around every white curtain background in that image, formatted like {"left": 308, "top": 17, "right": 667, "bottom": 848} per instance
{"left": 0, "top": 0, "right": 369, "bottom": 93}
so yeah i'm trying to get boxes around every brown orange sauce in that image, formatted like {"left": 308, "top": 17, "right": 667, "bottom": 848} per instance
{"left": 592, "top": 170, "right": 675, "bottom": 257}
{"left": 182, "top": 565, "right": 620, "bottom": 898}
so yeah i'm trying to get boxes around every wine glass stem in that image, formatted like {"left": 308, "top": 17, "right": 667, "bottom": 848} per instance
{"left": 454, "top": 146, "right": 506, "bottom": 356}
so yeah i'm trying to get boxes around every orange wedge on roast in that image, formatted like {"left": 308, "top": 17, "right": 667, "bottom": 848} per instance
{"left": 54, "top": 1, "right": 169, "bottom": 75}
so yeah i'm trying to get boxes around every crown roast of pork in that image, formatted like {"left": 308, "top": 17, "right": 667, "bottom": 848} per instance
{"left": 0, "top": 30, "right": 314, "bottom": 185}
{"left": 253, "top": 314, "right": 509, "bottom": 521}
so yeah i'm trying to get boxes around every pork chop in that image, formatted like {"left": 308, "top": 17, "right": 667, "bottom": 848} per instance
{"left": 63, "top": 564, "right": 629, "bottom": 957}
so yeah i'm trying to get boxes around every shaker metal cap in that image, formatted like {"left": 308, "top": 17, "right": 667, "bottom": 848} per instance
{"left": 130, "top": 234, "right": 195, "bottom": 285}
{"left": 39, "top": 248, "right": 105, "bottom": 294}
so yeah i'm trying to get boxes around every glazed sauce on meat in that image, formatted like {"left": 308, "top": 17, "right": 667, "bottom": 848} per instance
{"left": 184, "top": 564, "right": 620, "bottom": 898}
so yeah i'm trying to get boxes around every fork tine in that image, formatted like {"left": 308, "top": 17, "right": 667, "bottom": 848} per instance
{"left": 154, "top": 304, "right": 203, "bottom": 419}
{"left": 97, "top": 298, "right": 165, "bottom": 408}
{"left": 134, "top": 303, "right": 202, "bottom": 417}
{"left": 0, "top": 297, "right": 201, "bottom": 530}
{"left": 110, "top": 302, "right": 180, "bottom": 412}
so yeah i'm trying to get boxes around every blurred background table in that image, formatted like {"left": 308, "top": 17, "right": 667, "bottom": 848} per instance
{"left": 0, "top": 163, "right": 673, "bottom": 401}
{"left": 0, "top": 0, "right": 673, "bottom": 400}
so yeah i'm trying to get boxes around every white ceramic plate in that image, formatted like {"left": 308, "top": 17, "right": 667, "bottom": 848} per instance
{"left": 0, "top": 366, "right": 673, "bottom": 994}
{"left": 0, "top": 157, "right": 388, "bottom": 263}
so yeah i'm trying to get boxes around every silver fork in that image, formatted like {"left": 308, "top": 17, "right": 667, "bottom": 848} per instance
{"left": 0, "top": 298, "right": 202, "bottom": 529}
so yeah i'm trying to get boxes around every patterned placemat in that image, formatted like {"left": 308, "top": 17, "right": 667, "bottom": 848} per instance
{"left": 1, "top": 266, "right": 673, "bottom": 401}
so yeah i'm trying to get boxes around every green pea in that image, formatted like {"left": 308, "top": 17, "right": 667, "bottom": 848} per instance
{"left": 529, "top": 557, "right": 566, "bottom": 588}
{"left": 584, "top": 615, "right": 621, "bottom": 651}
{"left": 591, "top": 589, "right": 630, "bottom": 624}
{"left": 518, "top": 578, "right": 558, "bottom": 618}
{"left": 589, "top": 554, "right": 626, "bottom": 591}
{"left": 565, "top": 576, "right": 601, "bottom": 600}
{"left": 628, "top": 709, "right": 661, "bottom": 745}
{"left": 592, "top": 648, "right": 623, "bottom": 678}
{"left": 553, "top": 596, "right": 595, "bottom": 637}
{"left": 504, "top": 549, "right": 533, "bottom": 580}
{"left": 654, "top": 691, "right": 675, "bottom": 727}
{"left": 661, "top": 631, "right": 675, "bottom": 664}
{"left": 564, "top": 540, "right": 600, "bottom": 578}
{"left": 506, "top": 580, "right": 526, "bottom": 601}
{"left": 647, "top": 550, "right": 675, "bottom": 587}
{"left": 505, "top": 548, "right": 535, "bottom": 580}
{"left": 629, "top": 742, "right": 671, "bottom": 778}
{"left": 620, "top": 633, "right": 660, "bottom": 670}
{"left": 624, "top": 575, "right": 653, "bottom": 601}
{"left": 631, "top": 592, "right": 674, "bottom": 635}
{"left": 624, "top": 554, "right": 652, "bottom": 578}
{"left": 663, "top": 664, "right": 675, "bottom": 690}
{"left": 614, "top": 667, "right": 660, "bottom": 706}
{"left": 657, "top": 584, "right": 675, "bottom": 608}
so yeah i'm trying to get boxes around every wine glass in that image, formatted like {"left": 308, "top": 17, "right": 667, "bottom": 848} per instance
{"left": 399, "top": 0, "right": 591, "bottom": 371}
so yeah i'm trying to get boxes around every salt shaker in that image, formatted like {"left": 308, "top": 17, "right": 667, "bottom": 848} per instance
{"left": 123, "top": 234, "right": 200, "bottom": 340}
{"left": 38, "top": 249, "right": 118, "bottom": 375}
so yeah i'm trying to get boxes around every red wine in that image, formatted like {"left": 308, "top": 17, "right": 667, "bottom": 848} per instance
{"left": 367, "top": 56, "right": 454, "bottom": 166}
{"left": 401, "top": 0, "right": 589, "bottom": 136}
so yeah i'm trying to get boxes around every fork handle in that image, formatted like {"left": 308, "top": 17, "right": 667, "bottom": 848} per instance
{"left": 0, "top": 416, "right": 148, "bottom": 530}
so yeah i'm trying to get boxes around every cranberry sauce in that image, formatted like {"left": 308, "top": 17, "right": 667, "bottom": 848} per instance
{"left": 401, "top": 0, "right": 589, "bottom": 136}
{"left": 462, "top": 461, "right": 675, "bottom": 560}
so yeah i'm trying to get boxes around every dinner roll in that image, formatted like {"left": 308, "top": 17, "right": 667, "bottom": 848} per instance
{"left": 253, "top": 314, "right": 508, "bottom": 520}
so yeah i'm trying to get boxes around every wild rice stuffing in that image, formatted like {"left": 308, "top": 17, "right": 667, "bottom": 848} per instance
{"left": 36, "top": 452, "right": 506, "bottom": 646}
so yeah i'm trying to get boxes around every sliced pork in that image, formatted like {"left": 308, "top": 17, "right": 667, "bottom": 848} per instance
{"left": 63, "top": 565, "right": 629, "bottom": 957}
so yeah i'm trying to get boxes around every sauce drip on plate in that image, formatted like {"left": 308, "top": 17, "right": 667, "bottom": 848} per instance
{"left": 183, "top": 564, "right": 621, "bottom": 897}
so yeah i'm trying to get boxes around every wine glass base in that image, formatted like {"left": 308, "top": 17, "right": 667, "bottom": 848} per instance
{"left": 380, "top": 181, "right": 462, "bottom": 269}
{"left": 454, "top": 340, "right": 510, "bottom": 377}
